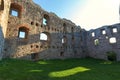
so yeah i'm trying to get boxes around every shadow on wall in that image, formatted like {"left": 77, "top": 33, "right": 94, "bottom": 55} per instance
{"left": 0, "top": 26, "right": 4, "bottom": 60}
{"left": 3, "top": 29, "right": 85, "bottom": 61}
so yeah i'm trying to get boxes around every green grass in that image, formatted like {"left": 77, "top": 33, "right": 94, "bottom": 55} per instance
{"left": 0, "top": 58, "right": 120, "bottom": 80}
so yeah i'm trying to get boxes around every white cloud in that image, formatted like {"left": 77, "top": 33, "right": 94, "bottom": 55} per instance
{"left": 69, "top": 0, "right": 119, "bottom": 30}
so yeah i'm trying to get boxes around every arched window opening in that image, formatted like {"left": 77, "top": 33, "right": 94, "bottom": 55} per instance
{"left": 0, "top": 0, "right": 4, "bottom": 10}
{"left": 18, "top": 27, "right": 29, "bottom": 39}
{"left": 43, "top": 14, "right": 49, "bottom": 26}
{"left": 94, "top": 39, "right": 99, "bottom": 46}
{"left": 40, "top": 32, "right": 51, "bottom": 46}
{"left": 40, "top": 33, "right": 48, "bottom": 41}
{"left": 10, "top": 3, "right": 22, "bottom": 17}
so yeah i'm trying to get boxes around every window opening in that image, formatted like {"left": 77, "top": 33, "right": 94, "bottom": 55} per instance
{"left": 92, "top": 32, "right": 95, "bottom": 37}
{"left": 112, "top": 28, "right": 117, "bottom": 33}
{"left": 40, "top": 33, "right": 48, "bottom": 41}
{"left": 11, "top": 10, "right": 18, "bottom": 16}
{"left": 94, "top": 39, "right": 99, "bottom": 46}
{"left": 102, "top": 30, "right": 106, "bottom": 35}
{"left": 109, "top": 37, "right": 117, "bottom": 44}
{"left": 18, "top": 27, "right": 28, "bottom": 39}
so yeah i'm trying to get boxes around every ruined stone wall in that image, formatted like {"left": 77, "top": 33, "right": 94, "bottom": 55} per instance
{"left": 0, "top": 0, "right": 11, "bottom": 37}
{"left": 0, "top": 0, "right": 11, "bottom": 59}
{"left": 1, "top": 0, "right": 120, "bottom": 61}
{"left": 87, "top": 23, "right": 120, "bottom": 61}
{"left": 4, "top": 0, "right": 85, "bottom": 60}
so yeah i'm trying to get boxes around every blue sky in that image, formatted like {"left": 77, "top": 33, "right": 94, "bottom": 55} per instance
{"left": 33, "top": 0, "right": 119, "bottom": 30}
{"left": 33, "top": 0, "right": 85, "bottom": 18}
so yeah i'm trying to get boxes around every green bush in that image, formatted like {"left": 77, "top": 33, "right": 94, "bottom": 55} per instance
{"left": 107, "top": 51, "right": 116, "bottom": 61}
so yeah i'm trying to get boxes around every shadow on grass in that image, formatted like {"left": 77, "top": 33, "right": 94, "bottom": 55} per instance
{"left": 0, "top": 58, "right": 120, "bottom": 80}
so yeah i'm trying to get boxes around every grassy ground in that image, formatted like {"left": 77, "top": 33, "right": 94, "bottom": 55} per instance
{"left": 0, "top": 58, "right": 120, "bottom": 80}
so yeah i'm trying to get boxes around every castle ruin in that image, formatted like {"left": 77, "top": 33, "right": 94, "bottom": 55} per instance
{"left": 0, "top": 0, "right": 120, "bottom": 61}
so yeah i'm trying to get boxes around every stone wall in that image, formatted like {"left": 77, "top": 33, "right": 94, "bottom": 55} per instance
{"left": 0, "top": 0, "right": 11, "bottom": 37}
{"left": 87, "top": 23, "right": 120, "bottom": 61}
{"left": 0, "top": 0, "right": 11, "bottom": 60}
{"left": 1, "top": 0, "right": 119, "bottom": 61}
{"left": 4, "top": 0, "right": 86, "bottom": 60}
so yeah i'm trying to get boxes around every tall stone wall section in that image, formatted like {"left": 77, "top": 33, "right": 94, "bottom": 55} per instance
{"left": 0, "top": 0, "right": 11, "bottom": 37}
{"left": 4, "top": 0, "right": 86, "bottom": 60}
{"left": 0, "top": 0, "right": 11, "bottom": 60}
{"left": 86, "top": 23, "right": 120, "bottom": 61}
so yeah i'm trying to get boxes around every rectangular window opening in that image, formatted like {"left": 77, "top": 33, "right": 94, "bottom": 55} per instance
{"left": 11, "top": 10, "right": 18, "bottom": 17}
{"left": 19, "top": 31, "right": 26, "bottom": 38}
{"left": 109, "top": 37, "right": 117, "bottom": 44}
{"left": 102, "top": 29, "right": 106, "bottom": 35}
{"left": 43, "top": 18, "right": 47, "bottom": 25}
{"left": 112, "top": 28, "right": 117, "bottom": 33}
{"left": 92, "top": 32, "right": 95, "bottom": 37}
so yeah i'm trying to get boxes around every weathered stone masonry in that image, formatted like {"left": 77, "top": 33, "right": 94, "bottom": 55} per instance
{"left": 87, "top": 23, "right": 120, "bottom": 61}
{"left": 2, "top": 0, "right": 86, "bottom": 60}
{"left": 0, "top": 0, "right": 120, "bottom": 61}
{"left": 0, "top": 0, "right": 11, "bottom": 60}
